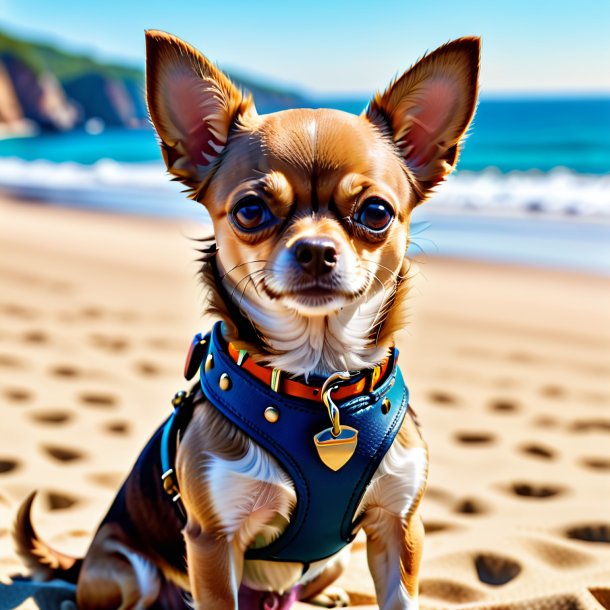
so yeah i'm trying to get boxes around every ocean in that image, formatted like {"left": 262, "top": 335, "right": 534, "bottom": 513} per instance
{"left": 0, "top": 97, "right": 609, "bottom": 274}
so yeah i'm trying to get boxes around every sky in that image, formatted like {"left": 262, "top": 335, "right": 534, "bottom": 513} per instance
{"left": 0, "top": 0, "right": 609, "bottom": 97}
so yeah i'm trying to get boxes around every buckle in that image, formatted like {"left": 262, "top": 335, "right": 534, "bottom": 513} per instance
{"left": 161, "top": 468, "right": 179, "bottom": 496}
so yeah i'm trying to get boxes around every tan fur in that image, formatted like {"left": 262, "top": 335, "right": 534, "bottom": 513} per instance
{"left": 14, "top": 31, "right": 479, "bottom": 610}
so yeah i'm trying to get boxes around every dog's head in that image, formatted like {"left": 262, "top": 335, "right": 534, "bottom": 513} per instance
{"left": 146, "top": 31, "right": 479, "bottom": 376}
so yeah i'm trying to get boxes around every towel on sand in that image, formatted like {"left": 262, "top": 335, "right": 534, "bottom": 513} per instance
{"left": 0, "top": 578, "right": 76, "bottom": 610}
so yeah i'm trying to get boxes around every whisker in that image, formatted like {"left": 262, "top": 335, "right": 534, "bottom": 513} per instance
{"left": 229, "top": 269, "right": 267, "bottom": 303}
{"left": 221, "top": 259, "right": 270, "bottom": 279}
{"left": 360, "top": 257, "right": 409, "bottom": 281}
{"left": 237, "top": 269, "right": 268, "bottom": 308}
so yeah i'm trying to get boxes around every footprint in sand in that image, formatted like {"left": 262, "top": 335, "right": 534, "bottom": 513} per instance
{"left": 540, "top": 384, "right": 567, "bottom": 399}
{"left": 474, "top": 553, "right": 521, "bottom": 586}
{"left": 45, "top": 491, "right": 80, "bottom": 510}
{"left": 79, "top": 392, "right": 117, "bottom": 408}
{"left": 510, "top": 482, "right": 564, "bottom": 499}
{"left": 428, "top": 390, "right": 458, "bottom": 406}
{"left": 89, "top": 333, "right": 130, "bottom": 353}
{"left": 29, "top": 410, "right": 73, "bottom": 425}
{"left": 569, "top": 419, "right": 610, "bottom": 433}
{"left": 134, "top": 360, "right": 162, "bottom": 377}
{"left": 0, "top": 303, "right": 39, "bottom": 319}
{"left": 455, "top": 431, "right": 496, "bottom": 445}
{"left": 3, "top": 387, "right": 32, "bottom": 403}
{"left": 50, "top": 365, "right": 82, "bottom": 379}
{"left": 489, "top": 398, "right": 520, "bottom": 414}
{"left": 420, "top": 578, "right": 484, "bottom": 603}
{"left": 580, "top": 457, "right": 610, "bottom": 471}
{"left": 103, "top": 421, "right": 131, "bottom": 435}
{"left": 0, "top": 459, "right": 19, "bottom": 475}
{"left": 565, "top": 524, "right": 610, "bottom": 544}
{"left": 454, "top": 497, "right": 489, "bottom": 516}
{"left": 520, "top": 443, "right": 557, "bottom": 460}
{"left": 21, "top": 330, "right": 48, "bottom": 344}
{"left": 42, "top": 445, "right": 85, "bottom": 463}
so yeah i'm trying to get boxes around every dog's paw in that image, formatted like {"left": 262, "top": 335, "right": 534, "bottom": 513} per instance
{"left": 308, "top": 585, "right": 350, "bottom": 608}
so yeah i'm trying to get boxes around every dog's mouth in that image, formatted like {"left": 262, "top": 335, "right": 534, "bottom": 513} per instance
{"left": 261, "top": 278, "right": 368, "bottom": 314}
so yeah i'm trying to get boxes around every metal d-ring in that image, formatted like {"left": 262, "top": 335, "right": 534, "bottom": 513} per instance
{"left": 321, "top": 371, "right": 352, "bottom": 438}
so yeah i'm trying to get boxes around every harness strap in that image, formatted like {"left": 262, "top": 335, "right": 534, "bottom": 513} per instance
{"left": 160, "top": 384, "right": 199, "bottom": 520}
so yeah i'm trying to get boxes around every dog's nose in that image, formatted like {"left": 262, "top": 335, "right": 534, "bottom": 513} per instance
{"left": 293, "top": 238, "right": 338, "bottom": 276}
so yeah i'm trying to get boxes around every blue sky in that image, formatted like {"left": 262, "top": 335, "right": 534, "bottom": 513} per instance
{"left": 1, "top": 0, "right": 609, "bottom": 96}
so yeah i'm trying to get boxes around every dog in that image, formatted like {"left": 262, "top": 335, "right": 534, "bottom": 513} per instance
{"left": 14, "top": 31, "right": 479, "bottom": 610}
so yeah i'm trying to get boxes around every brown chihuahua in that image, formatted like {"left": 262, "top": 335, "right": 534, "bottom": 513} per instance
{"left": 15, "top": 31, "right": 479, "bottom": 610}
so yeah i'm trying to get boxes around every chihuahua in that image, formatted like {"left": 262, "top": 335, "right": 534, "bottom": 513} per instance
{"left": 14, "top": 31, "right": 479, "bottom": 610}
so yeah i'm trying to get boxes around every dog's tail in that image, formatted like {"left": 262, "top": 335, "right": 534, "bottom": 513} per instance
{"left": 12, "top": 491, "right": 83, "bottom": 583}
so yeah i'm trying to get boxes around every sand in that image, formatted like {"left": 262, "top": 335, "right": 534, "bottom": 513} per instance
{"left": 0, "top": 195, "right": 609, "bottom": 609}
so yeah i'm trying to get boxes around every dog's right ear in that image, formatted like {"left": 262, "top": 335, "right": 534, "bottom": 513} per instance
{"left": 145, "top": 30, "right": 255, "bottom": 190}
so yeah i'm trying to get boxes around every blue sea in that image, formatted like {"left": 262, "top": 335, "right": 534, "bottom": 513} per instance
{"left": 1, "top": 97, "right": 609, "bottom": 274}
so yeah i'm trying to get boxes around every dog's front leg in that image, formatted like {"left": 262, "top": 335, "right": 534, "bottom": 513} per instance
{"left": 363, "top": 508, "right": 424, "bottom": 610}
{"left": 183, "top": 518, "right": 243, "bottom": 610}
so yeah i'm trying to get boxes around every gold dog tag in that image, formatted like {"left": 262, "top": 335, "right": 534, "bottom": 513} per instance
{"left": 314, "top": 425, "right": 358, "bottom": 471}
{"left": 314, "top": 372, "right": 358, "bottom": 471}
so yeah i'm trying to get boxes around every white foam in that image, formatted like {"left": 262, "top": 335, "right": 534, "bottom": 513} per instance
{"left": 0, "top": 157, "right": 192, "bottom": 218}
{"left": 436, "top": 168, "right": 610, "bottom": 217}
{"left": 0, "top": 158, "right": 608, "bottom": 219}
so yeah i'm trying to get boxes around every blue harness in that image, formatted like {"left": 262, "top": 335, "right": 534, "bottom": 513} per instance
{"left": 161, "top": 322, "right": 408, "bottom": 564}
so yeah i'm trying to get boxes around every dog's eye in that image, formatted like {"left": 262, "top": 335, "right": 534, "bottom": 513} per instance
{"left": 232, "top": 196, "right": 271, "bottom": 231}
{"left": 356, "top": 198, "right": 394, "bottom": 232}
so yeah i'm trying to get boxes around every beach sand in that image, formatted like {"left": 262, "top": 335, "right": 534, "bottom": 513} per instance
{"left": 0, "top": 195, "right": 609, "bottom": 609}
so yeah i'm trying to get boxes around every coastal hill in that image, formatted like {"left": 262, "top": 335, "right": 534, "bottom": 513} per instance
{"left": 0, "top": 29, "right": 308, "bottom": 137}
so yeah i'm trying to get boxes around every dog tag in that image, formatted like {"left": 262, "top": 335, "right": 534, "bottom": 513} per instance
{"left": 314, "top": 426, "right": 358, "bottom": 471}
{"left": 315, "top": 371, "right": 358, "bottom": 471}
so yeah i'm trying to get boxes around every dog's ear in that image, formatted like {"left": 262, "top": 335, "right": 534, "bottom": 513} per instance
{"left": 366, "top": 37, "right": 480, "bottom": 196}
{"left": 145, "top": 30, "right": 255, "bottom": 189}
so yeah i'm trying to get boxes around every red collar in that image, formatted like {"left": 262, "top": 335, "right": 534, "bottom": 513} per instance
{"left": 226, "top": 343, "right": 390, "bottom": 402}
{"left": 184, "top": 331, "right": 391, "bottom": 402}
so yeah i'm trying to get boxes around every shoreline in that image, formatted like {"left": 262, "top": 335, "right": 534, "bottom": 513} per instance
{"left": 3, "top": 191, "right": 609, "bottom": 278}
{"left": 1, "top": 195, "right": 609, "bottom": 609}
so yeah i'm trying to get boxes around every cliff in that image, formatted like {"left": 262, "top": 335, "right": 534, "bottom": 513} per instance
{"left": 0, "top": 29, "right": 308, "bottom": 137}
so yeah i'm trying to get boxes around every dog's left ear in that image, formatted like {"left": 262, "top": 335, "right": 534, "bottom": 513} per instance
{"left": 145, "top": 30, "right": 255, "bottom": 190}
{"left": 366, "top": 37, "right": 480, "bottom": 196}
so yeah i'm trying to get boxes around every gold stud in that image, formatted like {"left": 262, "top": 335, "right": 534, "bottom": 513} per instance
{"left": 205, "top": 353, "right": 214, "bottom": 372}
{"left": 219, "top": 373, "right": 232, "bottom": 391}
{"left": 381, "top": 397, "right": 391, "bottom": 414}
{"left": 171, "top": 390, "right": 187, "bottom": 408}
{"left": 264, "top": 406, "right": 280, "bottom": 423}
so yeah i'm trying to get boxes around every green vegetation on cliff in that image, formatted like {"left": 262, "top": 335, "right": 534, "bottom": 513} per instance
{"left": 0, "top": 30, "right": 142, "bottom": 82}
